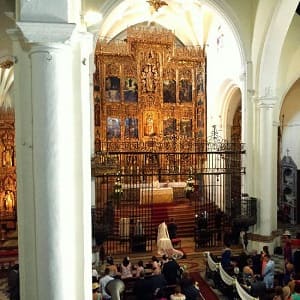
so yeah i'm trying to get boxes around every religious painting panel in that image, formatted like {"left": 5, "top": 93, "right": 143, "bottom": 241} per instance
{"left": 163, "top": 80, "right": 176, "bottom": 103}
{"left": 143, "top": 111, "right": 158, "bottom": 137}
{"left": 105, "top": 76, "right": 120, "bottom": 102}
{"left": 180, "top": 119, "right": 192, "bottom": 137}
{"left": 125, "top": 117, "right": 138, "bottom": 139}
{"left": 163, "top": 118, "right": 176, "bottom": 137}
{"left": 179, "top": 79, "right": 192, "bottom": 103}
{"left": 107, "top": 117, "right": 121, "bottom": 139}
{"left": 124, "top": 78, "right": 138, "bottom": 103}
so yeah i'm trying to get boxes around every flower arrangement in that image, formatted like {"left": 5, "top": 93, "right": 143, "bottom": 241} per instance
{"left": 185, "top": 169, "right": 194, "bottom": 199}
{"left": 185, "top": 175, "right": 194, "bottom": 193}
{"left": 180, "top": 264, "right": 187, "bottom": 273}
{"left": 113, "top": 172, "right": 123, "bottom": 204}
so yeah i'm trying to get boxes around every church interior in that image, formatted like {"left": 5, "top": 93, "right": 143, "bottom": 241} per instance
{"left": 0, "top": 0, "right": 300, "bottom": 299}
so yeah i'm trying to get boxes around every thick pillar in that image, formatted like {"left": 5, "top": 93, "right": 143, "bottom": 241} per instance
{"left": 12, "top": 23, "right": 92, "bottom": 300}
{"left": 256, "top": 96, "right": 277, "bottom": 236}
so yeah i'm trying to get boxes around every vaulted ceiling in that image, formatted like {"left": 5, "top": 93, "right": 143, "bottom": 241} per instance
{"left": 86, "top": 0, "right": 222, "bottom": 47}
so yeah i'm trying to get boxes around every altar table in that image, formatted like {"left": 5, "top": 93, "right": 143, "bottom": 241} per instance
{"left": 140, "top": 187, "right": 173, "bottom": 204}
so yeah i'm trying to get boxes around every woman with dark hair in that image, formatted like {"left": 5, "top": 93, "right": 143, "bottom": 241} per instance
{"left": 152, "top": 255, "right": 162, "bottom": 275}
{"left": 120, "top": 256, "right": 133, "bottom": 279}
{"left": 106, "top": 256, "right": 118, "bottom": 277}
{"left": 261, "top": 245, "right": 270, "bottom": 276}
{"left": 135, "top": 260, "right": 144, "bottom": 278}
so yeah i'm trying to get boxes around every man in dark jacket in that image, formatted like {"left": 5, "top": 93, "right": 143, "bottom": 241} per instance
{"left": 133, "top": 271, "right": 153, "bottom": 300}
{"left": 167, "top": 218, "right": 178, "bottom": 239}
{"left": 162, "top": 257, "right": 181, "bottom": 285}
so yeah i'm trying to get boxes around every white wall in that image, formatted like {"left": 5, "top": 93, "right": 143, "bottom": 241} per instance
{"left": 281, "top": 79, "right": 300, "bottom": 167}
{"left": 206, "top": 18, "right": 243, "bottom": 132}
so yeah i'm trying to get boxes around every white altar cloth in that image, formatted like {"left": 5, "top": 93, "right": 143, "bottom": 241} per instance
{"left": 139, "top": 187, "right": 173, "bottom": 204}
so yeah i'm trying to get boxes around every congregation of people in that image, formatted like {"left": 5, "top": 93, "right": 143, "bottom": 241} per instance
{"left": 91, "top": 212, "right": 300, "bottom": 300}
{"left": 216, "top": 230, "right": 300, "bottom": 299}
{"left": 92, "top": 254, "right": 201, "bottom": 300}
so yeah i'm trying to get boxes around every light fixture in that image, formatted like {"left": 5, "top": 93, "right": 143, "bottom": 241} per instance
{"left": 147, "top": 0, "right": 168, "bottom": 12}
{"left": 83, "top": 11, "right": 103, "bottom": 27}
{"left": 0, "top": 56, "right": 17, "bottom": 69}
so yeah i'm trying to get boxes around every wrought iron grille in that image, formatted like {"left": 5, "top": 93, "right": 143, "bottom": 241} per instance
{"left": 92, "top": 129, "right": 247, "bottom": 255}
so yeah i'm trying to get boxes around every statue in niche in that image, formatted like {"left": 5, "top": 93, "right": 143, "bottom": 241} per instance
{"left": 142, "top": 65, "right": 155, "bottom": 92}
{"left": 95, "top": 129, "right": 101, "bottom": 152}
{"left": 2, "top": 145, "right": 13, "bottom": 167}
{"left": 146, "top": 66, "right": 154, "bottom": 92}
{"left": 3, "top": 191, "right": 14, "bottom": 212}
{"left": 145, "top": 113, "right": 156, "bottom": 136}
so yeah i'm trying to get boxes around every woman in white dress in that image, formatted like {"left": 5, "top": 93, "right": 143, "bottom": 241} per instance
{"left": 157, "top": 221, "right": 183, "bottom": 259}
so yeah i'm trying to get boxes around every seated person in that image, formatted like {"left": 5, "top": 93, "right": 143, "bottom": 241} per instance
{"left": 152, "top": 256, "right": 162, "bottom": 275}
{"left": 135, "top": 260, "right": 144, "bottom": 278}
{"left": 92, "top": 282, "right": 102, "bottom": 300}
{"left": 170, "top": 285, "right": 186, "bottom": 300}
{"left": 106, "top": 256, "right": 118, "bottom": 277}
{"left": 180, "top": 272, "right": 201, "bottom": 300}
{"left": 133, "top": 270, "right": 153, "bottom": 300}
{"left": 162, "top": 257, "right": 181, "bottom": 285}
{"left": 99, "top": 268, "right": 114, "bottom": 300}
{"left": 120, "top": 256, "right": 133, "bottom": 279}
{"left": 221, "top": 242, "right": 236, "bottom": 274}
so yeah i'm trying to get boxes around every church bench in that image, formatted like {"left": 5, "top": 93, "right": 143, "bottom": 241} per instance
{"left": 171, "top": 238, "right": 181, "bottom": 248}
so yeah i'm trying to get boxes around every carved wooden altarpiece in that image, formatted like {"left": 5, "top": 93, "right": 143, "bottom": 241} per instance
{"left": 0, "top": 108, "right": 17, "bottom": 229}
{"left": 93, "top": 26, "right": 207, "bottom": 177}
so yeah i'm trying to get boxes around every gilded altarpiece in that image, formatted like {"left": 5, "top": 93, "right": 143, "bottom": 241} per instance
{"left": 93, "top": 26, "right": 207, "bottom": 177}
{"left": 0, "top": 109, "right": 17, "bottom": 229}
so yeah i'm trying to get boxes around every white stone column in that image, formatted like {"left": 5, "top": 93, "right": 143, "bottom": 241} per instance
{"left": 13, "top": 23, "right": 92, "bottom": 300}
{"left": 256, "top": 96, "right": 277, "bottom": 236}
{"left": 243, "top": 61, "right": 255, "bottom": 195}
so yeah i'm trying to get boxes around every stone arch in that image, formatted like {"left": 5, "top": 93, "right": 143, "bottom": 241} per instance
{"left": 277, "top": 74, "right": 300, "bottom": 120}
{"left": 218, "top": 80, "right": 241, "bottom": 140}
{"left": 256, "top": 0, "right": 299, "bottom": 97}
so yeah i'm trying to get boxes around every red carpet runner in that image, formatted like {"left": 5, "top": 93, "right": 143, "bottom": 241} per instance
{"left": 190, "top": 272, "right": 219, "bottom": 300}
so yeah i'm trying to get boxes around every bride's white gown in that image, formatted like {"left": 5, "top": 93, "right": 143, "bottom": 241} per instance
{"left": 157, "top": 222, "right": 183, "bottom": 259}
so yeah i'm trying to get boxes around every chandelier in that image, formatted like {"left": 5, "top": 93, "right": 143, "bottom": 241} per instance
{"left": 147, "top": 0, "right": 168, "bottom": 12}
{"left": 0, "top": 56, "right": 16, "bottom": 69}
